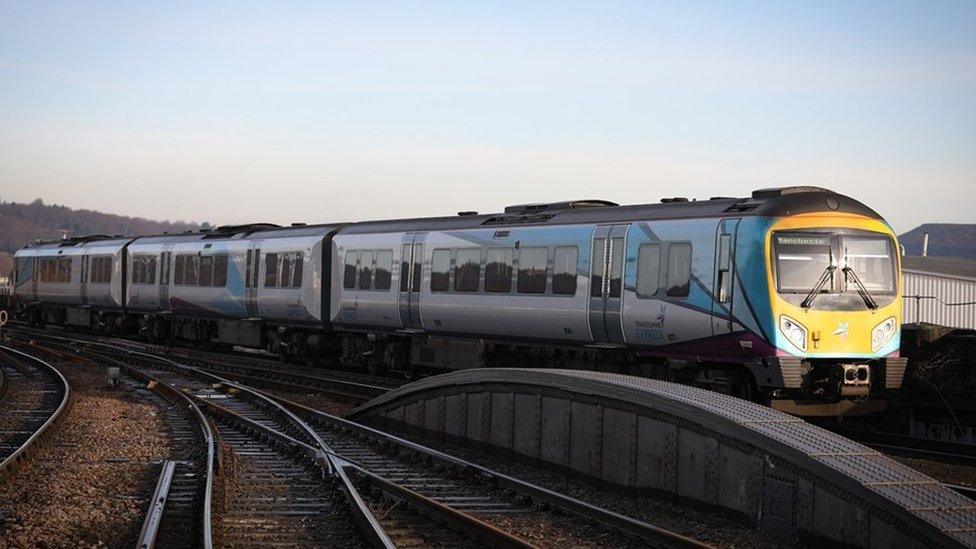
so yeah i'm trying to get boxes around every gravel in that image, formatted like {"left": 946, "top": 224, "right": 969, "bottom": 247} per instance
{"left": 0, "top": 353, "right": 170, "bottom": 548}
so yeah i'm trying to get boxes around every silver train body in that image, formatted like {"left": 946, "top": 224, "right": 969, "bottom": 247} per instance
{"left": 14, "top": 187, "right": 908, "bottom": 413}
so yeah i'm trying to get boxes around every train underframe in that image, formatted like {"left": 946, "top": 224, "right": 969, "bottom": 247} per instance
{"left": 19, "top": 302, "right": 906, "bottom": 416}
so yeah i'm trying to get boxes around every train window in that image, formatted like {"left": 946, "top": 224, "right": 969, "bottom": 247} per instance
{"left": 375, "top": 250, "right": 392, "bottom": 290}
{"left": 412, "top": 244, "right": 423, "bottom": 293}
{"left": 147, "top": 256, "right": 156, "bottom": 284}
{"left": 200, "top": 256, "right": 213, "bottom": 287}
{"left": 552, "top": 246, "right": 578, "bottom": 295}
{"left": 344, "top": 251, "right": 358, "bottom": 289}
{"left": 359, "top": 251, "right": 373, "bottom": 290}
{"left": 608, "top": 238, "right": 623, "bottom": 297}
{"left": 185, "top": 255, "right": 200, "bottom": 286}
{"left": 174, "top": 255, "right": 185, "bottom": 285}
{"left": 16, "top": 258, "right": 32, "bottom": 285}
{"left": 56, "top": 257, "right": 71, "bottom": 283}
{"left": 454, "top": 249, "right": 481, "bottom": 292}
{"left": 666, "top": 243, "right": 692, "bottom": 297}
{"left": 400, "top": 245, "right": 410, "bottom": 292}
{"left": 291, "top": 252, "right": 303, "bottom": 288}
{"left": 636, "top": 244, "right": 661, "bottom": 297}
{"left": 430, "top": 249, "right": 451, "bottom": 292}
{"left": 485, "top": 248, "right": 513, "bottom": 293}
{"left": 518, "top": 247, "right": 547, "bottom": 294}
{"left": 213, "top": 255, "right": 228, "bottom": 287}
{"left": 89, "top": 257, "right": 110, "bottom": 284}
{"left": 590, "top": 238, "right": 605, "bottom": 297}
{"left": 280, "top": 254, "right": 293, "bottom": 289}
{"left": 265, "top": 253, "right": 279, "bottom": 287}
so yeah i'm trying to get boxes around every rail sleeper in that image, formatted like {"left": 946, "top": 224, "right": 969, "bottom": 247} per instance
{"left": 349, "top": 368, "right": 976, "bottom": 549}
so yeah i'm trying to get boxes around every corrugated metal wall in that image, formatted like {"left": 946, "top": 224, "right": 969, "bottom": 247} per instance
{"left": 902, "top": 272, "right": 976, "bottom": 330}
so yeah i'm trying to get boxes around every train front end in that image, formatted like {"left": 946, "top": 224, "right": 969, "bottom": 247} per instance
{"left": 763, "top": 209, "right": 905, "bottom": 415}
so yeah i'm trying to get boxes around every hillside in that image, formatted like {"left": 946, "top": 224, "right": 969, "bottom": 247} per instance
{"left": 899, "top": 224, "right": 976, "bottom": 260}
{"left": 0, "top": 199, "right": 204, "bottom": 275}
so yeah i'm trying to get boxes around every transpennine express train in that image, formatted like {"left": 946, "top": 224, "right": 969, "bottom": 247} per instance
{"left": 13, "top": 186, "right": 906, "bottom": 415}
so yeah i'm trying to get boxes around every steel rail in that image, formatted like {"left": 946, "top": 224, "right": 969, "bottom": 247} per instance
{"left": 26, "top": 331, "right": 710, "bottom": 549}
{"left": 40, "top": 343, "right": 217, "bottom": 549}
{"left": 0, "top": 345, "right": 71, "bottom": 483}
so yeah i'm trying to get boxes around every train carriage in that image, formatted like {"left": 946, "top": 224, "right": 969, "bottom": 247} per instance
{"left": 14, "top": 235, "right": 132, "bottom": 330}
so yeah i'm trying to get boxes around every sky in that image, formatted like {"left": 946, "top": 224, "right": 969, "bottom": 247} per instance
{"left": 0, "top": 1, "right": 973, "bottom": 233}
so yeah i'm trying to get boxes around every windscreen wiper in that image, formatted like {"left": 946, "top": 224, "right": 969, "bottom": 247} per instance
{"left": 800, "top": 265, "right": 837, "bottom": 309}
{"left": 842, "top": 266, "right": 879, "bottom": 310}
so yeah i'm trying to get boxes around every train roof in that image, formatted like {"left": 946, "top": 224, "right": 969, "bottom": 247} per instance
{"left": 340, "top": 186, "right": 884, "bottom": 234}
{"left": 119, "top": 223, "right": 343, "bottom": 245}
{"left": 17, "top": 234, "right": 134, "bottom": 253}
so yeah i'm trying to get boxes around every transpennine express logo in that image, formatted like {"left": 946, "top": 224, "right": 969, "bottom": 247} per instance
{"left": 833, "top": 321, "right": 849, "bottom": 340}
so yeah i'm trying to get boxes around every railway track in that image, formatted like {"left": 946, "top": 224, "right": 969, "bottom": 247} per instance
{"left": 27, "top": 332, "right": 710, "bottom": 548}
{"left": 0, "top": 345, "right": 71, "bottom": 483}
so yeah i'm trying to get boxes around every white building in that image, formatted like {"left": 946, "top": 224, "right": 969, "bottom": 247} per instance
{"left": 901, "top": 256, "right": 976, "bottom": 330}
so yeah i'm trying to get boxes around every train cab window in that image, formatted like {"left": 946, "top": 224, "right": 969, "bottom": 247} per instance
{"left": 430, "top": 249, "right": 451, "bottom": 292}
{"left": 666, "top": 243, "right": 692, "bottom": 297}
{"left": 518, "top": 247, "right": 547, "bottom": 294}
{"left": 375, "top": 250, "right": 392, "bottom": 290}
{"left": 454, "top": 249, "right": 481, "bottom": 292}
{"left": 16, "top": 258, "right": 32, "bottom": 285}
{"left": 174, "top": 255, "right": 185, "bottom": 285}
{"left": 359, "top": 251, "right": 373, "bottom": 290}
{"left": 552, "top": 246, "right": 578, "bottom": 295}
{"left": 485, "top": 248, "right": 513, "bottom": 293}
{"left": 636, "top": 244, "right": 661, "bottom": 297}
{"left": 344, "top": 251, "right": 358, "bottom": 289}
{"left": 213, "top": 255, "right": 228, "bottom": 287}
{"left": 184, "top": 255, "right": 200, "bottom": 286}
{"left": 200, "top": 256, "right": 213, "bottom": 286}
{"left": 265, "top": 253, "right": 279, "bottom": 287}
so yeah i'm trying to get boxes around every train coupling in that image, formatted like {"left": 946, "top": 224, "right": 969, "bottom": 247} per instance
{"left": 839, "top": 363, "right": 871, "bottom": 396}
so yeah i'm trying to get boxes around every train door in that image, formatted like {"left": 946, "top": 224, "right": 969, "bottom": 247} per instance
{"left": 588, "top": 224, "right": 629, "bottom": 344}
{"left": 80, "top": 254, "right": 89, "bottom": 305}
{"left": 711, "top": 218, "right": 740, "bottom": 335}
{"left": 398, "top": 233, "right": 426, "bottom": 330}
{"left": 244, "top": 244, "right": 262, "bottom": 318}
{"left": 159, "top": 245, "right": 173, "bottom": 310}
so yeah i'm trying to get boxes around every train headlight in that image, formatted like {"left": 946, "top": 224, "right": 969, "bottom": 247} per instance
{"left": 872, "top": 316, "right": 897, "bottom": 352}
{"left": 779, "top": 315, "right": 808, "bottom": 352}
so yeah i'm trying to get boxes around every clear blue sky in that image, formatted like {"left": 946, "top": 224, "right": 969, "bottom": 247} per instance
{"left": 1, "top": 1, "right": 973, "bottom": 232}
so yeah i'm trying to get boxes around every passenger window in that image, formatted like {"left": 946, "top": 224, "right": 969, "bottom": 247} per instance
{"left": 590, "top": 238, "right": 605, "bottom": 297}
{"left": 608, "top": 238, "right": 623, "bottom": 298}
{"left": 174, "top": 255, "right": 185, "bottom": 285}
{"left": 485, "top": 248, "right": 513, "bottom": 293}
{"left": 359, "top": 251, "right": 373, "bottom": 290}
{"left": 636, "top": 244, "right": 661, "bottom": 297}
{"left": 666, "top": 243, "right": 692, "bottom": 297}
{"left": 552, "top": 246, "right": 578, "bottom": 295}
{"left": 265, "top": 253, "right": 279, "bottom": 287}
{"left": 430, "top": 249, "right": 451, "bottom": 292}
{"left": 146, "top": 256, "right": 156, "bottom": 284}
{"left": 344, "top": 251, "right": 358, "bottom": 289}
{"left": 518, "top": 247, "right": 547, "bottom": 294}
{"left": 185, "top": 256, "right": 199, "bottom": 286}
{"left": 375, "top": 250, "right": 392, "bottom": 290}
{"left": 200, "top": 256, "right": 213, "bottom": 287}
{"left": 213, "top": 255, "right": 227, "bottom": 287}
{"left": 400, "top": 245, "right": 410, "bottom": 292}
{"left": 412, "top": 244, "right": 423, "bottom": 293}
{"left": 280, "top": 254, "right": 293, "bottom": 289}
{"left": 291, "top": 252, "right": 303, "bottom": 288}
{"left": 454, "top": 249, "right": 481, "bottom": 292}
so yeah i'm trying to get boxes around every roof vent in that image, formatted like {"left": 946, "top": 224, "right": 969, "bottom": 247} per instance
{"left": 457, "top": 211, "right": 479, "bottom": 216}
{"left": 660, "top": 197, "right": 689, "bottom": 203}
{"left": 503, "top": 200, "right": 617, "bottom": 214}
{"left": 291, "top": 222, "right": 307, "bottom": 227}
{"left": 751, "top": 186, "right": 832, "bottom": 199}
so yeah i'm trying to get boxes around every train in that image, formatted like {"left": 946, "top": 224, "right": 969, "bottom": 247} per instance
{"left": 12, "top": 186, "right": 906, "bottom": 415}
